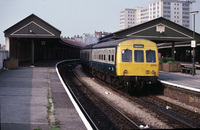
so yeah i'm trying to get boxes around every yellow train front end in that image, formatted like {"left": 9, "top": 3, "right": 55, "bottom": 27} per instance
{"left": 116, "top": 39, "right": 159, "bottom": 85}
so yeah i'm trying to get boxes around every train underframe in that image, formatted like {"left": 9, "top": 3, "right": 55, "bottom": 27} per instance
{"left": 90, "top": 68, "right": 157, "bottom": 93}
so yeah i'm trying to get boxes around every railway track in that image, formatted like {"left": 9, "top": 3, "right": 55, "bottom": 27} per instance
{"left": 148, "top": 95, "right": 200, "bottom": 128}
{"left": 79, "top": 65, "right": 200, "bottom": 129}
{"left": 57, "top": 62, "right": 141, "bottom": 129}
{"left": 109, "top": 82, "right": 200, "bottom": 128}
{"left": 130, "top": 96, "right": 195, "bottom": 128}
{"left": 58, "top": 62, "right": 200, "bottom": 129}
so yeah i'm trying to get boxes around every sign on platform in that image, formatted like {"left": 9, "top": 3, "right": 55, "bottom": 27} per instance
{"left": 191, "top": 40, "right": 196, "bottom": 48}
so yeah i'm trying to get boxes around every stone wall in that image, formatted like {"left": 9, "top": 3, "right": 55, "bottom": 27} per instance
{"left": 0, "top": 50, "right": 8, "bottom": 69}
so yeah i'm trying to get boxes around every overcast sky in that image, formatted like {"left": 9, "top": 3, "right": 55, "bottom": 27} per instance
{"left": 0, "top": 0, "right": 199, "bottom": 45}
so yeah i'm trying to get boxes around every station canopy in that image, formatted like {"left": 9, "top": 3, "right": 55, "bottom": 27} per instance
{"left": 100, "top": 17, "right": 200, "bottom": 43}
{"left": 4, "top": 14, "right": 61, "bottom": 39}
{"left": 3, "top": 14, "right": 82, "bottom": 64}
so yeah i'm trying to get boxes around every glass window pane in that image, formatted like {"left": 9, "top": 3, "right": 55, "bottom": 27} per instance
{"left": 134, "top": 50, "right": 144, "bottom": 62}
{"left": 122, "top": 50, "right": 132, "bottom": 62}
{"left": 112, "top": 55, "right": 114, "bottom": 61}
{"left": 146, "top": 50, "right": 156, "bottom": 63}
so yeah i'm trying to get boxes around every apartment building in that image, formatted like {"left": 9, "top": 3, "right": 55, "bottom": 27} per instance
{"left": 120, "top": 0, "right": 192, "bottom": 30}
{"left": 120, "top": 9, "right": 136, "bottom": 29}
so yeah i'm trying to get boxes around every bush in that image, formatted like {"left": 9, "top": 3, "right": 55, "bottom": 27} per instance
{"left": 4, "top": 57, "right": 18, "bottom": 61}
{"left": 159, "top": 57, "right": 167, "bottom": 63}
{"left": 167, "top": 61, "right": 174, "bottom": 64}
{"left": 159, "top": 57, "right": 179, "bottom": 64}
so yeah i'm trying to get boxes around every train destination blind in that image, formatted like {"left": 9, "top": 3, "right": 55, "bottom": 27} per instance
{"left": 134, "top": 44, "right": 144, "bottom": 48}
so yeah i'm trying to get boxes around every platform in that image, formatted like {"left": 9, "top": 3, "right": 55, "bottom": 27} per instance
{"left": 0, "top": 62, "right": 87, "bottom": 130}
{"left": 158, "top": 69, "right": 200, "bottom": 92}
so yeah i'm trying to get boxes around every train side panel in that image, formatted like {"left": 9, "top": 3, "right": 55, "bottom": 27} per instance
{"left": 80, "top": 49, "right": 92, "bottom": 68}
{"left": 91, "top": 48, "right": 116, "bottom": 75}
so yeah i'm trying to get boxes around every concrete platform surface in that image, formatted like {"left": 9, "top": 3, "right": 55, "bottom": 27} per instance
{"left": 0, "top": 65, "right": 86, "bottom": 130}
{"left": 158, "top": 69, "right": 200, "bottom": 91}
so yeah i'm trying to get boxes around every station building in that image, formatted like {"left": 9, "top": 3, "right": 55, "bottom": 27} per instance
{"left": 101, "top": 17, "right": 200, "bottom": 64}
{"left": 4, "top": 14, "right": 83, "bottom": 65}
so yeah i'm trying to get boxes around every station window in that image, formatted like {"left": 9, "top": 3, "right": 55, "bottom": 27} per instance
{"left": 134, "top": 50, "right": 144, "bottom": 62}
{"left": 146, "top": 50, "right": 156, "bottom": 63}
{"left": 122, "top": 49, "right": 132, "bottom": 62}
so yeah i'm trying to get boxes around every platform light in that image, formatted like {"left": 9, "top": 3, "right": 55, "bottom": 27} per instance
{"left": 190, "top": 11, "right": 199, "bottom": 15}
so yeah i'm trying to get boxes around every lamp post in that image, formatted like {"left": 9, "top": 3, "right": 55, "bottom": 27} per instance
{"left": 190, "top": 11, "right": 199, "bottom": 76}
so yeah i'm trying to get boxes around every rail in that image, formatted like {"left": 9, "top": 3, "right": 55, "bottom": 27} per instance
{"left": 73, "top": 67, "right": 141, "bottom": 129}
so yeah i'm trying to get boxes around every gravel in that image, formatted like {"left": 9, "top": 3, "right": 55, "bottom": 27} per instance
{"left": 156, "top": 95, "right": 200, "bottom": 114}
{"left": 74, "top": 65, "right": 172, "bottom": 129}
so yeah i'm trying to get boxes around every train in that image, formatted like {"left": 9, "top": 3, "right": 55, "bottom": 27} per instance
{"left": 80, "top": 38, "right": 159, "bottom": 92}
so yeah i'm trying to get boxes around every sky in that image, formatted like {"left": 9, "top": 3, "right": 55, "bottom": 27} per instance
{"left": 0, "top": 0, "right": 200, "bottom": 45}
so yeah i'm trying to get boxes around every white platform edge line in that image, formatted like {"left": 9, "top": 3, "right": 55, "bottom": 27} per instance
{"left": 55, "top": 60, "right": 93, "bottom": 130}
{"left": 158, "top": 79, "right": 200, "bottom": 93}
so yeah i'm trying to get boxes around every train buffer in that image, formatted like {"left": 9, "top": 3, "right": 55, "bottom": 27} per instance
{"left": 181, "top": 65, "right": 196, "bottom": 75}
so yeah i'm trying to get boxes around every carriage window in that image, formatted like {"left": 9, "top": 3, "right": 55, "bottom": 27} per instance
{"left": 112, "top": 55, "right": 114, "bottom": 61}
{"left": 122, "top": 50, "right": 132, "bottom": 62}
{"left": 134, "top": 50, "right": 144, "bottom": 62}
{"left": 146, "top": 50, "right": 156, "bottom": 63}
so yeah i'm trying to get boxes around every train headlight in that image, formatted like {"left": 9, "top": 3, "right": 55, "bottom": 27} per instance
{"left": 124, "top": 69, "right": 127, "bottom": 74}
{"left": 152, "top": 70, "right": 155, "bottom": 74}
{"left": 146, "top": 70, "right": 149, "bottom": 74}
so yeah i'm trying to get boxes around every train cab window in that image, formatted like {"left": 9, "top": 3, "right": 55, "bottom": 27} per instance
{"left": 134, "top": 50, "right": 144, "bottom": 62}
{"left": 122, "top": 49, "right": 132, "bottom": 62}
{"left": 146, "top": 50, "right": 156, "bottom": 63}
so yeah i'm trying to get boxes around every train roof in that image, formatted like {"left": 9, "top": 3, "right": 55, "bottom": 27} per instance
{"left": 92, "top": 38, "right": 130, "bottom": 49}
{"left": 81, "top": 43, "right": 96, "bottom": 50}
{"left": 81, "top": 38, "right": 152, "bottom": 50}
{"left": 93, "top": 37, "right": 148, "bottom": 49}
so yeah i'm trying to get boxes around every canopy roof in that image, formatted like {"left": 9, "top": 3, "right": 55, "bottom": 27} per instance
{"left": 100, "top": 17, "right": 200, "bottom": 43}
{"left": 4, "top": 14, "right": 61, "bottom": 38}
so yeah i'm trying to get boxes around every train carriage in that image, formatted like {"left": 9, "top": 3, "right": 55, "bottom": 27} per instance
{"left": 80, "top": 38, "right": 159, "bottom": 92}
{"left": 80, "top": 44, "right": 94, "bottom": 68}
